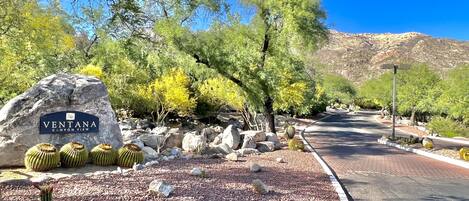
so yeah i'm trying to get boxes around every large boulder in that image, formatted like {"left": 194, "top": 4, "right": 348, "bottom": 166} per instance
{"left": 182, "top": 132, "right": 207, "bottom": 153}
{"left": 163, "top": 128, "right": 183, "bottom": 148}
{"left": 221, "top": 125, "right": 240, "bottom": 149}
{"left": 240, "top": 130, "right": 266, "bottom": 142}
{"left": 0, "top": 74, "right": 122, "bottom": 167}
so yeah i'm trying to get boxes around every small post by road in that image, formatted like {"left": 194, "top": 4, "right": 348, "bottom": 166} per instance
{"left": 381, "top": 63, "right": 410, "bottom": 140}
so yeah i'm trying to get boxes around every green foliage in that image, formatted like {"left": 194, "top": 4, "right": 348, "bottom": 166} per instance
{"left": 427, "top": 117, "right": 468, "bottom": 138}
{"left": 0, "top": 1, "right": 78, "bottom": 106}
{"left": 137, "top": 68, "right": 196, "bottom": 125}
{"left": 322, "top": 74, "right": 356, "bottom": 105}
{"left": 358, "top": 72, "right": 393, "bottom": 109}
{"left": 398, "top": 64, "right": 441, "bottom": 119}
{"left": 435, "top": 65, "right": 469, "bottom": 125}
{"left": 117, "top": 144, "right": 144, "bottom": 168}
{"left": 197, "top": 77, "right": 245, "bottom": 111}
{"left": 90, "top": 144, "right": 117, "bottom": 166}
{"left": 24, "top": 143, "right": 60, "bottom": 172}
{"left": 59, "top": 142, "right": 89, "bottom": 168}
{"left": 287, "top": 138, "right": 304, "bottom": 151}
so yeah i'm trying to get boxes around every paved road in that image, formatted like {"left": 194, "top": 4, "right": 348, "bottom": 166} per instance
{"left": 304, "top": 111, "right": 469, "bottom": 201}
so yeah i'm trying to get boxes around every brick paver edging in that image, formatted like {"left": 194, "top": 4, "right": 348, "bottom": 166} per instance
{"left": 377, "top": 138, "right": 469, "bottom": 169}
{"left": 299, "top": 114, "right": 350, "bottom": 201}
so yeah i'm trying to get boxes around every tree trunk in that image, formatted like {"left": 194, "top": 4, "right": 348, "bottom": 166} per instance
{"left": 380, "top": 107, "right": 385, "bottom": 118}
{"left": 241, "top": 104, "right": 254, "bottom": 130}
{"left": 410, "top": 108, "right": 417, "bottom": 126}
{"left": 263, "top": 97, "right": 276, "bottom": 133}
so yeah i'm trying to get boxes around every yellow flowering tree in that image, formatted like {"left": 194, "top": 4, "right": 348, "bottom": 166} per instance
{"left": 197, "top": 77, "right": 245, "bottom": 111}
{"left": 137, "top": 69, "right": 196, "bottom": 125}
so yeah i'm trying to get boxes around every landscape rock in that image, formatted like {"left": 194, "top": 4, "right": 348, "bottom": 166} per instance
{"left": 201, "top": 127, "right": 219, "bottom": 142}
{"left": 221, "top": 125, "right": 240, "bottom": 149}
{"left": 164, "top": 131, "right": 183, "bottom": 148}
{"left": 241, "top": 136, "right": 257, "bottom": 149}
{"left": 128, "top": 138, "right": 145, "bottom": 149}
{"left": 256, "top": 141, "right": 276, "bottom": 152}
{"left": 211, "top": 125, "right": 224, "bottom": 133}
{"left": 240, "top": 130, "right": 266, "bottom": 142}
{"left": 206, "top": 143, "right": 234, "bottom": 155}
{"left": 236, "top": 148, "right": 261, "bottom": 156}
{"left": 142, "top": 146, "right": 159, "bottom": 161}
{"left": 148, "top": 180, "right": 174, "bottom": 198}
{"left": 133, "top": 163, "right": 145, "bottom": 171}
{"left": 225, "top": 153, "right": 238, "bottom": 161}
{"left": 0, "top": 73, "right": 122, "bottom": 167}
{"left": 276, "top": 158, "right": 285, "bottom": 163}
{"left": 170, "top": 147, "right": 182, "bottom": 157}
{"left": 137, "top": 134, "right": 166, "bottom": 149}
{"left": 30, "top": 176, "right": 53, "bottom": 184}
{"left": 210, "top": 134, "right": 223, "bottom": 146}
{"left": 266, "top": 132, "right": 281, "bottom": 149}
{"left": 190, "top": 167, "right": 207, "bottom": 177}
{"left": 182, "top": 133, "right": 207, "bottom": 153}
{"left": 249, "top": 163, "right": 262, "bottom": 172}
{"left": 252, "top": 179, "right": 270, "bottom": 194}
{"left": 144, "top": 160, "right": 159, "bottom": 167}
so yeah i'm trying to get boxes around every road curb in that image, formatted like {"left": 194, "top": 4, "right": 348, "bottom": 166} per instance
{"left": 299, "top": 113, "right": 350, "bottom": 201}
{"left": 377, "top": 139, "right": 469, "bottom": 169}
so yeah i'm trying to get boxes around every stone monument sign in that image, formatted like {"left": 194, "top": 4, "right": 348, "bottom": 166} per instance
{"left": 0, "top": 74, "right": 123, "bottom": 167}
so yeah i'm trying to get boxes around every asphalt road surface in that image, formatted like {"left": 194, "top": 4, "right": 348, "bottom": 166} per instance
{"left": 304, "top": 111, "right": 469, "bottom": 201}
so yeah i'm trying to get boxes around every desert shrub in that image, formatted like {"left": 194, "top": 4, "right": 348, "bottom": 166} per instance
{"left": 77, "top": 64, "right": 103, "bottom": 79}
{"left": 137, "top": 68, "right": 196, "bottom": 125}
{"left": 427, "top": 117, "right": 468, "bottom": 137}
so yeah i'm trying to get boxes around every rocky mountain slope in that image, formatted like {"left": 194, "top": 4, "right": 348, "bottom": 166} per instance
{"left": 311, "top": 30, "right": 469, "bottom": 83}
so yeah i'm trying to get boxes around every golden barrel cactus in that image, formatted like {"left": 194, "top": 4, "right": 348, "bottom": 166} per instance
{"left": 459, "top": 147, "right": 469, "bottom": 161}
{"left": 288, "top": 138, "right": 304, "bottom": 151}
{"left": 24, "top": 143, "right": 60, "bottom": 172}
{"left": 59, "top": 142, "right": 89, "bottom": 168}
{"left": 90, "top": 144, "right": 117, "bottom": 166}
{"left": 422, "top": 138, "right": 433, "bottom": 149}
{"left": 285, "top": 125, "right": 296, "bottom": 139}
{"left": 117, "top": 143, "right": 144, "bottom": 168}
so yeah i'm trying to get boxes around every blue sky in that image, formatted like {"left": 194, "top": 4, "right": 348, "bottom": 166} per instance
{"left": 323, "top": 0, "right": 469, "bottom": 41}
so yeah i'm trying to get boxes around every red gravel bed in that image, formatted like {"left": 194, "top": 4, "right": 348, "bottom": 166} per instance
{"left": 0, "top": 150, "right": 339, "bottom": 201}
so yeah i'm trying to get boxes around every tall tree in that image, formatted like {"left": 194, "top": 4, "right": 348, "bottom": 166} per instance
{"left": 158, "top": 0, "right": 328, "bottom": 132}
{"left": 398, "top": 64, "right": 440, "bottom": 125}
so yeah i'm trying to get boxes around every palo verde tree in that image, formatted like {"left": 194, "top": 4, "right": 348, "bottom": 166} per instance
{"left": 157, "top": 0, "right": 328, "bottom": 133}
{"left": 359, "top": 72, "right": 393, "bottom": 116}
{"left": 398, "top": 64, "right": 440, "bottom": 125}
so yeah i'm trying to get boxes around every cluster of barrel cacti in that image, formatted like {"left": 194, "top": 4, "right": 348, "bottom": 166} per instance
{"left": 25, "top": 142, "right": 144, "bottom": 171}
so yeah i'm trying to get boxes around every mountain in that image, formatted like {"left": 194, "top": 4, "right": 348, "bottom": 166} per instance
{"left": 311, "top": 30, "right": 469, "bottom": 84}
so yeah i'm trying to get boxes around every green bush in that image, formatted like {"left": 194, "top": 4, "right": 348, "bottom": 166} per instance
{"left": 428, "top": 117, "right": 468, "bottom": 137}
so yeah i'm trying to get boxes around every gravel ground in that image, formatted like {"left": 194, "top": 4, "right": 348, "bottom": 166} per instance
{"left": 0, "top": 149, "right": 339, "bottom": 201}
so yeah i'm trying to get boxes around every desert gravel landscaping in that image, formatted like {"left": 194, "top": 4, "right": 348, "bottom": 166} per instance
{"left": 0, "top": 149, "right": 339, "bottom": 201}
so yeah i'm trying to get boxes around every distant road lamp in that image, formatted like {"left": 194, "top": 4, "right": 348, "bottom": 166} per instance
{"left": 381, "top": 63, "right": 410, "bottom": 140}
